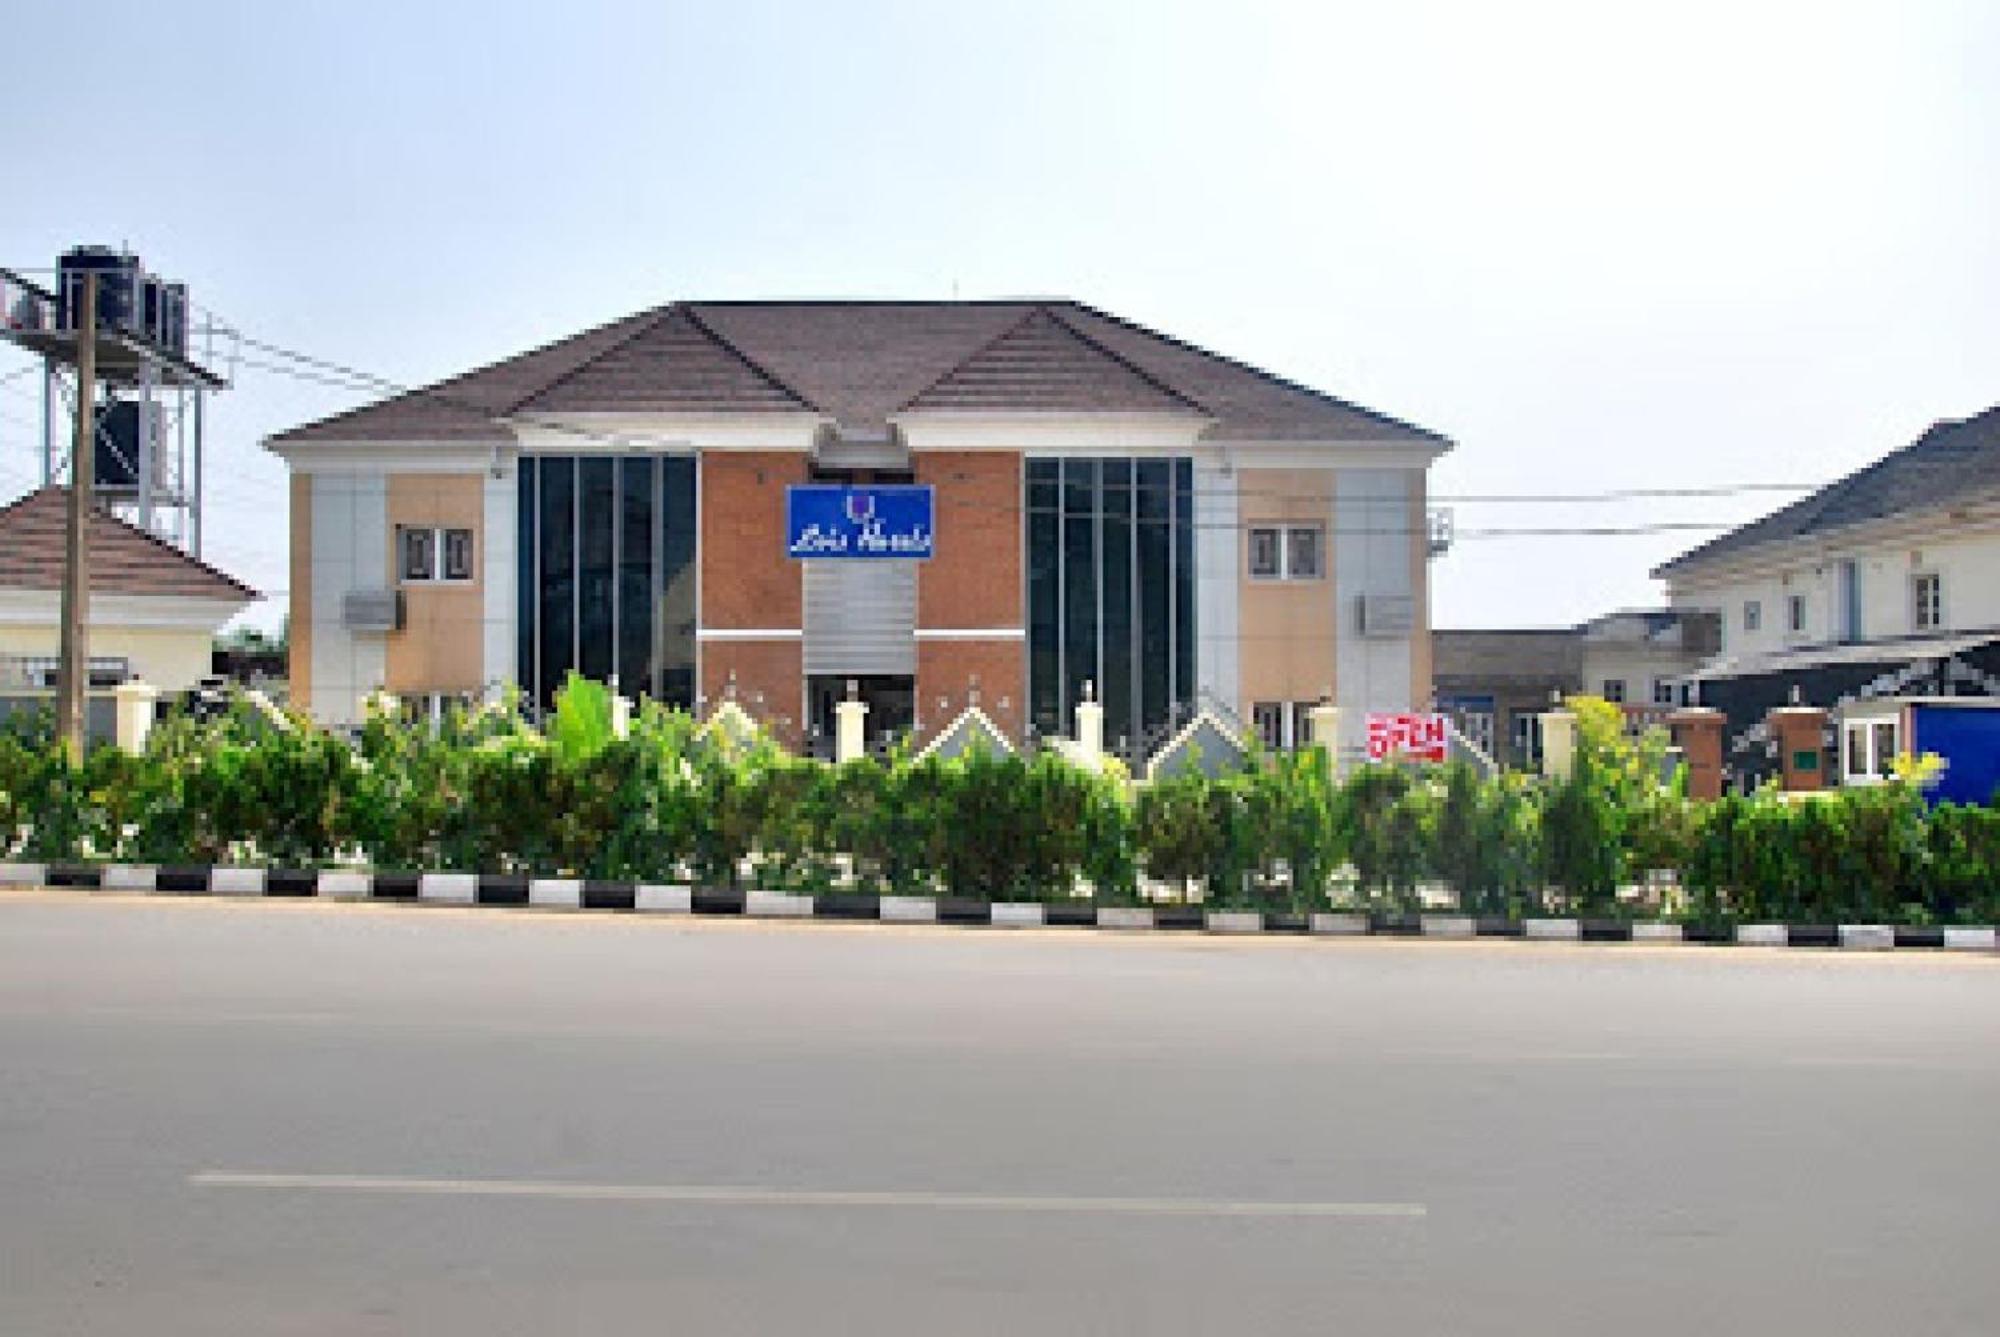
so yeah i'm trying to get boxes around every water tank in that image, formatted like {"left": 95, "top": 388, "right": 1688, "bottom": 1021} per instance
{"left": 91, "top": 400, "right": 143, "bottom": 491}
{"left": 57, "top": 246, "right": 142, "bottom": 335}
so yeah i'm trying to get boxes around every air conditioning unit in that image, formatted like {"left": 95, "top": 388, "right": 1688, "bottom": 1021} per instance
{"left": 342, "top": 588, "right": 404, "bottom": 632}
{"left": 1357, "top": 594, "right": 1416, "bottom": 638}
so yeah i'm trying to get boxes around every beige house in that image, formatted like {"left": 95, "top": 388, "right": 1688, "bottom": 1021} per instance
{"left": 0, "top": 487, "right": 256, "bottom": 699}
{"left": 267, "top": 299, "right": 1451, "bottom": 760}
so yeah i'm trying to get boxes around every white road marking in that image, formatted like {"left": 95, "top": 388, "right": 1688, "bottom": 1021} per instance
{"left": 188, "top": 1172, "right": 1426, "bottom": 1219}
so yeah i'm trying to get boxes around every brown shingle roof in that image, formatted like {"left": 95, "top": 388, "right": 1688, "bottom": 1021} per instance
{"left": 0, "top": 488, "right": 258, "bottom": 602}
{"left": 269, "top": 299, "right": 1449, "bottom": 448}
{"left": 1655, "top": 404, "right": 2000, "bottom": 578}
{"left": 903, "top": 307, "right": 1202, "bottom": 415}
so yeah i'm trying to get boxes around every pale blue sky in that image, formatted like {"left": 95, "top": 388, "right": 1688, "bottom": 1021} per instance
{"left": 2, "top": 0, "right": 1995, "bottom": 631}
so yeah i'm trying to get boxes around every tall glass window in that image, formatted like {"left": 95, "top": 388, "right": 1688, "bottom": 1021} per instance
{"left": 1025, "top": 455, "right": 1194, "bottom": 752}
{"left": 519, "top": 454, "right": 696, "bottom": 712}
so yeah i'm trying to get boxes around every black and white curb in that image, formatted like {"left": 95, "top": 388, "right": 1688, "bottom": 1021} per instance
{"left": 2, "top": 862, "right": 1995, "bottom": 953}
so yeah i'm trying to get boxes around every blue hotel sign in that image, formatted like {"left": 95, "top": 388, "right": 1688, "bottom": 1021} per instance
{"left": 785, "top": 485, "right": 935, "bottom": 559}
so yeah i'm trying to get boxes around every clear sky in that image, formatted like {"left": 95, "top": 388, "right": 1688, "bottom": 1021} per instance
{"left": 2, "top": 0, "right": 1994, "bottom": 633}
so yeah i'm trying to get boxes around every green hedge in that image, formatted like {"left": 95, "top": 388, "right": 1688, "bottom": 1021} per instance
{"left": 1, "top": 682, "right": 1996, "bottom": 923}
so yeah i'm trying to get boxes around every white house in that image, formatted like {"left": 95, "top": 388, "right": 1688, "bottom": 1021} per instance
{"left": 1654, "top": 403, "right": 2000, "bottom": 784}
{"left": 0, "top": 487, "right": 257, "bottom": 716}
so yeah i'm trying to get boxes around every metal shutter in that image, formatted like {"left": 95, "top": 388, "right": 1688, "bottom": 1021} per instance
{"left": 803, "top": 560, "right": 917, "bottom": 675}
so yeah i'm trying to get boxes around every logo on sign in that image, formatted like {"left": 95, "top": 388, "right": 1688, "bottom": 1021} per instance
{"left": 787, "top": 485, "right": 935, "bottom": 560}
{"left": 1366, "top": 712, "right": 1448, "bottom": 763}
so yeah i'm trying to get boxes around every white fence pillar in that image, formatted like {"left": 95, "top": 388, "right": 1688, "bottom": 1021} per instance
{"left": 1540, "top": 706, "right": 1578, "bottom": 781}
{"left": 1074, "top": 680, "right": 1103, "bottom": 765}
{"left": 113, "top": 679, "right": 160, "bottom": 756}
{"left": 835, "top": 681, "right": 869, "bottom": 763}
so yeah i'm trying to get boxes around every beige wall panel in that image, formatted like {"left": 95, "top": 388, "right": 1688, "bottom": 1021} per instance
{"left": 1237, "top": 467, "right": 1337, "bottom": 709}
{"left": 384, "top": 474, "right": 486, "bottom": 695}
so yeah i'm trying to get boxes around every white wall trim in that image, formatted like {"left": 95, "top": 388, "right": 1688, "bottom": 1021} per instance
{"left": 510, "top": 412, "right": 821, "bottom": 452}
{"left": 0, "top": 589, "right": 247, "bottom": 630}
{"left": 914, "top": 627, "right": 1025, "bottom": 640}
{"left": 897, "top": 412, "right": 1211, "bottom": 451}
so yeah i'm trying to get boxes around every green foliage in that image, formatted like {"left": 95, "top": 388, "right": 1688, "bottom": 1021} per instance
{"left": 4, "top": 684, "right": 2000, "bottom": 927}
{"left": 1335, "top": 764, "right": 1431, "bottom": 910}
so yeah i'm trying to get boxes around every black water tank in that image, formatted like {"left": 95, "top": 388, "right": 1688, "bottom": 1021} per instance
{"left": 57, "top": 246, "right": 142, "bottom": 334}
{"left": 92, "top": 400, "right": 141, "bottom": 489}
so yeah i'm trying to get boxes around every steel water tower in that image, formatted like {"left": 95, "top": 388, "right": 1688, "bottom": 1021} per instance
{"left": 0, "top": 245, "right": 235, "bottom": 557}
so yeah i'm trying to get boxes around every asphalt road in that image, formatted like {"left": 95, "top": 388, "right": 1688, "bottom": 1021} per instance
{"left": 1, "top": 891, "right": 1995, "bottom": 1336}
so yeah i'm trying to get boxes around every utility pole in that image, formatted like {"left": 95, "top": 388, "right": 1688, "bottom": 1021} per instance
{"left": 56, "top": 273, "right": 96, "bottom": 765}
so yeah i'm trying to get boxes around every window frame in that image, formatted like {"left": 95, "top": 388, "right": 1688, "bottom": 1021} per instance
{"left": 397, "top": 524, "right": 476, "bottom": 586}
{"left": 1601, "top": 678, "right": 1627, "bottom": 704}
{"left": 1786, "top": 593, "right": 1807, "bottom": 635}
{"left": 1652, "top": 677, "right": 1677, "bottom": 706}
{"left": 1744, "top": 599, "right": 1761, "bottom": 632}
{"left": 1247, "top": 526, "right": 1283, "bottom": 580}
{"left": 1246, "top": 522, "right": 1326, "bottom": 582}
{"left": 1912, "top": 571, "right": 1942, "bottom": 632}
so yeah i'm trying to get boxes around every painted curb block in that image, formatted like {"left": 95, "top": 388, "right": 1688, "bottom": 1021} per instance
{"left": 1206, "top": 910, "right": 1263, "bottom": 934}
{"left": 1421, "top": 915, "right": 1475, "bottom": 938}
{"left": 529, "top": 878, "right": 583, "bottom": 909}
{"left": 209, "top": 867, "right": 267, "bottom": 896}
{"left": 990, "top": 902, "right": 1045, "bottom": 928}
{"left": 1097, "top": 906, "right": 1154, "bottom": 930}
{"left": 1838, "top": 924, "right": 1895, "bottom": 951}
{"left": 0, "top": 863, "right": 48, "bottom": 888}
{"left": 1525, "top": 918, "right": 1581, "bottom": 941}
{"left": 102, "top": 864, "right": 158, "bottom": 892}
{"left": 1944, "top": 926, "right": 1998, "bottom": 951}
{"left": 418, "top": 873, "right": 478, "bottom": 905}
{"left": 1737, "top": 923, "right": 1788, "bottom": 947}
{"left": 1311, "top": 912, "right": 1370, "bottom": 935}
{"left": 1631, "top": 922, "right": 1685, "bottom": 943}
{"left": 635, "top": 883, "right": 692, "bottom": 913}
{"left": 880, "top": 895, "right": 938, "bottom": 924}
{"left": 316, "top": 870, "right": 372, "bottom": 899}
{"left": 744, "top": 889, "right": 813, "bottom": 918}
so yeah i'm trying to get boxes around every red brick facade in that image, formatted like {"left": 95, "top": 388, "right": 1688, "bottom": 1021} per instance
{"left": 699, "top": 451, "right": 808, "bottom": 744}
{"left": 913, "top": 451, "right": 1025, "bottom": 741}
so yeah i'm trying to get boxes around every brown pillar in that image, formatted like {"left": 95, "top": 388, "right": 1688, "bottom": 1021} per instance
{"left": 1767, "top": 704, "right": 1830, "bottom": 792}
{"left": 1668, "top": 706, "right": 1725, "bottom": 800}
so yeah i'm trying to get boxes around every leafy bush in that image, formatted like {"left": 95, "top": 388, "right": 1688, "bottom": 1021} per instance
{"left": 5, "top": 680, "right": 2000, "bottom": 925}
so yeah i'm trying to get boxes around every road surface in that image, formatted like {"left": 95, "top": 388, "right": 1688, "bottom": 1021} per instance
{"left": 1, "top": 890, "right": 1994, "bottom": 1335}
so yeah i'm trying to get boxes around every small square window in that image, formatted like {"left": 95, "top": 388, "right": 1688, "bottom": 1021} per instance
{"left": 1293, "top": 700, "right": 1319, "bottom": 748}
{"left": 1744, "top": 600, "right": 1761, "bottom": 632}
{"left": 1652, "top": 678, "right": 1677, "bottom": 706}
{"left": 442, "top": 528, "right": 475, "bottom": 582}
{"left": 1602, "top": 678, "right": 1627, "bottom": 703}
{"left": 1285, "top": 527, "right": 1323, "bottom": 579}
{"left": 1248, "top": 528, "right": 1282, "bottom": 579}
{"left": 398, "top": 527, "right": 436, "bottom": 583}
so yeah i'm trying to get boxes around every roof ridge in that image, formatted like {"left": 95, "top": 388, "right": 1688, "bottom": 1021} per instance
{"left": 894, "top": 305, "right": 1043, "bottom": 412}
{"left": 1039, "top": 305, "right": 1209, "bottom": 414}
{"left": 503, "top": 306, "right": 679, "bottom": 417}
{"left": 1059, "top": 300, "right": 1450, "bottom": 444}
{"left": 679, "top": 305, "right": 821, "bottom": 413}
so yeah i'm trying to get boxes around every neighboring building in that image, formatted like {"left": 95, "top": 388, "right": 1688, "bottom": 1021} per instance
{"left": 1433, "top": 628, "right": 1579, "bottom": 766}
{"left": 1434, "top": 609, "right": 1718, "bottom": 767}
{"left": 267, "top": 299, "right": 1451, "bottom": 758}
{"left": 1656, "top": 404, "right": 2000, "bottom": 786}
{"left": 0, "top": 486, "right": 257, "bottom": 703}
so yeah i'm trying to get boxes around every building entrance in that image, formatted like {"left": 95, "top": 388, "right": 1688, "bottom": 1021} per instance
{"left": 806, "top": 674, "right": 915, "bottom": 758}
